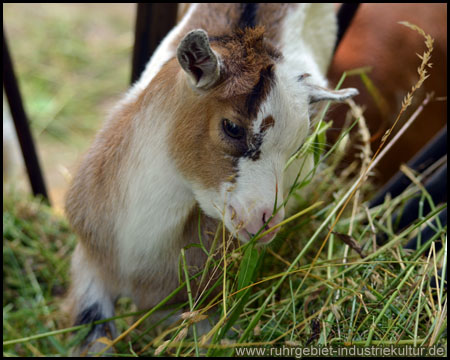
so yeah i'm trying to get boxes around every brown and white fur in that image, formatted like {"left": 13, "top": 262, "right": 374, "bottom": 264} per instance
{"left": 65, "top": 3, "right": 357, "bottom": 354}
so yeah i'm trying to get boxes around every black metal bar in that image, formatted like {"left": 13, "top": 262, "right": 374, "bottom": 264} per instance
{"left": 3, "top": 29, "right": 50, "bottom": 203}
{"left": 404, "top": 207, "right": 446, "bottom": 252}
{"left": 370, "top": 126, "right": 447, "bottom": 207}
{"left": 131, "top": 3, "right": 178, "bottom": 84}
{"left": 335, "top": 3, "right": 360, "bottom": 53}
{"left": 429, "top": 268, "right": 446, "bottom": 291}
{"left": 392, "top": 163, "right": 447, "bottom": 232}
{"left": 375, "top": 162, "right": 447, "bottom": 245}
{"left": 405, "top": 206, "right": 447, "bottom": 291}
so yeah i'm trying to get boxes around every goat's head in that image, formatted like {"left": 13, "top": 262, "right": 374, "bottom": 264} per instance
{"left": 168, "top": 27, "right": 358, "bottom": 244}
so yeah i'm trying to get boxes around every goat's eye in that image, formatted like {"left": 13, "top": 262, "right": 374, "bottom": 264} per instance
{"left": 222, "top": 118, "right": 245, "bottom": 140}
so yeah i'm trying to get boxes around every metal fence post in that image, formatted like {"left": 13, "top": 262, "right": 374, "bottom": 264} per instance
{"left": 3, "top": 29, "right": 50, "bottom": 203}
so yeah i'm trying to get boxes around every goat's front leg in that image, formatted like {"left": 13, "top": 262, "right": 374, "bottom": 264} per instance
{"left": 68, "top": 244, "right": 117, "bottom": 356}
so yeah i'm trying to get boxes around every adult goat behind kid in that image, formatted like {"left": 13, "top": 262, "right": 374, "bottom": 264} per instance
{"left": 65, "top": 3, "right": 358, "bottom": 354}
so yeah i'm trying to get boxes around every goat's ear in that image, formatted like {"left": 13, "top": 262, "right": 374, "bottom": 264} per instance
{"left": 177, "top": 29, "right": 221, "bottom": 90}
{"left": 307, "top": 84, "right": 359, "bottom": 104}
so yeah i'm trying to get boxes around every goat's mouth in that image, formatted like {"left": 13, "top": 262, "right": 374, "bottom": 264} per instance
{"left": 226, "top": 203, "right": 284, "bottom": 245}
{"left": 238, "top": 225, "right": 280, "bottom": 244}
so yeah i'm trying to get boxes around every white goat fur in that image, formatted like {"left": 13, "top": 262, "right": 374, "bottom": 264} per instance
{"left": 65, "top": 3, "right": 357, "bottom": 353}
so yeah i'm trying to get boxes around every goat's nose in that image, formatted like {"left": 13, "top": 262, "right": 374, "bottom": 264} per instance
{"left": 258, "top": 210, "right": 283, "bottom": 242}
{"left": 262, "top": 211, "right": 280, "bottom": 229}
{"left": 262, "top": 212, "right": 269, "bottom": 230}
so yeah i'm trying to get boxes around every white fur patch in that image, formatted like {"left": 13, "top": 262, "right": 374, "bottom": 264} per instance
{"left": 71, "top": 245, "right": 115, "bottom": 316}
{"left": 280, "top": 4, "right": 337, "bottom": 79}
{"left": 114, "top": 102, "right": 196, "bottom": 288}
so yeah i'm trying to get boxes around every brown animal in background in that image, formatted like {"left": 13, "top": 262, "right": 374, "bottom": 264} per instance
{"left": 328, "top": 3, "right": 447, "bottom": 184}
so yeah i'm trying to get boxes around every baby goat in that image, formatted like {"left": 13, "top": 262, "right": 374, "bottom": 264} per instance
{"left": 65, "top": 3, "right": 357, "bottom": 354}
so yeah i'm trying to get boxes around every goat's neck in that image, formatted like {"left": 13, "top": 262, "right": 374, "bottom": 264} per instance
{"left": 115, "top": 73, "right": 197, "bottom": 259}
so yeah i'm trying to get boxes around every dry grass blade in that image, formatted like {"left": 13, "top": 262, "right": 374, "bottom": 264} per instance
{"left": 300, "top": 21, "right": 436, "bottom": 288}
{"left": 332, "top": 232, "right": 366, "bottom": 258}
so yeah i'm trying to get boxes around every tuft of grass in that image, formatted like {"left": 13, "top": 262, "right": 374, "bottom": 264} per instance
{"left": 3, "top": 192, "right": 76, "bottom": 356}
{"left": 3, "top": 18, "right": 446, "bottom": 358}
{"left": 3, "top": 192, "right": 146, "bottom": 356}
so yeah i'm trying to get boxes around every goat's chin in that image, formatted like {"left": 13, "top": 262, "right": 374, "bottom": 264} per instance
{"left": 222, "top": 221, "right": 279, "bottom": 245}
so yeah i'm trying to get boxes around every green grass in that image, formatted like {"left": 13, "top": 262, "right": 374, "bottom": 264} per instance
{"left": 3, "top": 192, "right": 75, "bottom": 356}
{"left": 3, "top": 133, "right": 447, "bottom": 356}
